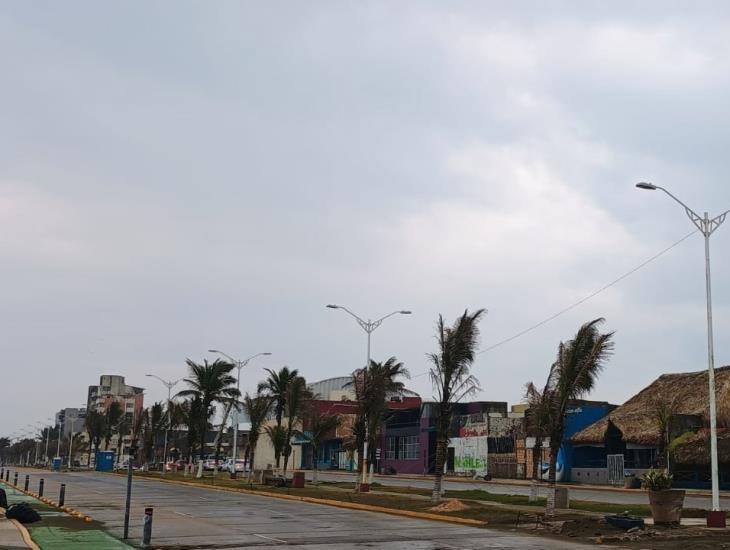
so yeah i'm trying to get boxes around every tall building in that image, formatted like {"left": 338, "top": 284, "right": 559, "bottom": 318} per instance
{"left": 55, "top": 407, "right": 87, "bottom": 437}
{"left": 87, "top": 375, "right": 144, "bottom": 421}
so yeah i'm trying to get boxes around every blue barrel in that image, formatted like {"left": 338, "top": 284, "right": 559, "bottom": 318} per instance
{"left": 95, "top": 451, "right": 115, "bottom": 472}
{"left": 52, "top": 457, "right": 62, "bottom": 471}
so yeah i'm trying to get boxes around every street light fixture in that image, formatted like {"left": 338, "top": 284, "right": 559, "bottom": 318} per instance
{"left": 145, "top": 374, "right": 183, "bottom": 473}
{"left": 208, "top": 350, "right": 272, "bottom": 472}
{"left": 326, "top": 304, "right": 411, "bottom": 490}
{"left": 636, "top": 182, "right": 729, "bottom": 526}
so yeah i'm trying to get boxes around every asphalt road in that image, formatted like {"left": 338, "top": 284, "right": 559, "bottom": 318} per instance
{"left": 309, "top": 471, "right": 730, "bottom": 510}
{"left": 11, "top": 467, "right": 594, "bottom": 549}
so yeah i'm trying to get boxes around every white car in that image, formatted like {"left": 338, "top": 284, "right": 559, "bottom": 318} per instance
{"left": 223, "top": 458, "right": 248, "bottom": 473}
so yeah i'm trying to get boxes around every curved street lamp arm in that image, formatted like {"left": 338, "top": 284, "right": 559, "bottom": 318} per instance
{"left": 655, "top": 186, "right": 705, "bottom": 232}
{"left": 374, "top": 310, "right": 405, "bottom": 325}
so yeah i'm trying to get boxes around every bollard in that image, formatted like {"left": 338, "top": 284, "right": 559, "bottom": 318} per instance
{"left": 39, "top": 478, "right": 45, "bottom": 497}
{"left": 13, "top": 472, "right": 18, "bottom": 486}
{"left": 24, "top": 474, "right": 29, "bottom": 491}
{"left": 59, "top": 483, "right": 66, "bottom": 507}
{"left": 142, "top": 507, "right": 153, "bottom": 547}
{"left": 5, "top": 469, "right": 9, "bottom": 482}
{"left": 1, "top": 467, "right": 4, "bottom": 479}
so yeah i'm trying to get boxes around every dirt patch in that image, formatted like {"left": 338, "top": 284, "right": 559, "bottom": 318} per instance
{"left": 429, "top": 499, "right": 469, "bottom": 513}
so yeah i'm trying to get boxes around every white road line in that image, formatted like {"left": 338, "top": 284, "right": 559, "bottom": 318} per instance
{"left": 253, "top": 533, "right": 288, "bottom": 543}
{"left": 173, "top": 511, "right": 193, "bottom": 518}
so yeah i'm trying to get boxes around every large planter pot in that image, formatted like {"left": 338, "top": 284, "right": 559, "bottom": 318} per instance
{"left": 648, "top": 489, "right": 685, "bottom": 525}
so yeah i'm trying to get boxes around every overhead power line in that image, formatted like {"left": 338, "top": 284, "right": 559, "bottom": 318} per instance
{"left": 411, "top": 229, "right": 697, "bottom": 380}
{"left": 477, "top": 229, "right": 698, "bottom": 354}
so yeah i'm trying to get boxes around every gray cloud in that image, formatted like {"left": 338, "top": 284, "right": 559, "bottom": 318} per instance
{"left": 2, "top": 2, "right": 730, "bottom": 435}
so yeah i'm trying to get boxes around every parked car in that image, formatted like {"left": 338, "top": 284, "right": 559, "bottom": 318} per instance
{"left": 223, "top": 458, "right": 248, "bottom": 473}
{"left": 202, "top": 456, "right": 226, "bottom": 471}
{"left": 164, "top": 460, "right": 187, "bottom": 472}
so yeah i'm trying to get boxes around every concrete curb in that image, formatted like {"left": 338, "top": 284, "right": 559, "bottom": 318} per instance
{"left": 131, "top": 474, "right": 488, "bottom": 527}
{"left": 10, "top": 519, "right": 41, "bottom": 550}
{"left": 0, "top": 506, "right": 40, "bottom": 550}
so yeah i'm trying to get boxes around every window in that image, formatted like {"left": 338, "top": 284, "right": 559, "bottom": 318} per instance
{"left": 398, "top": 436, "right": 419, "bottom": 460}
{"left": 385, "top": 437, "right": 397, "bottom": 460}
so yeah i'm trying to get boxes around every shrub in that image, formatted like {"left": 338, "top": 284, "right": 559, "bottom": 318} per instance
{"left": 641, "top": 469, "right": 673, "bottom": 491}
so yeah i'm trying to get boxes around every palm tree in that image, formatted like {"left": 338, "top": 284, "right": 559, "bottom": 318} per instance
{"left": 303, "top": 405, "right": 341, "bottom": 483}
{"left": 428, "top": 308, "right": 486, "bottom": 502}
{"left": 348, "top": 357, "right": 410, "bottom": 478}
{"left": 85, "top": 410, "right": 105, "bottom": 466}
{"left": 265, "top": 425, "right": 287, "bottom": 470}
{"left": 242, "top": 392, "right": 273, "bottom": 480}
{"left": 176, "top": 359, "right": 240, "bottom": 462}
{"left": 259, "top": 367, "right": 299, "bottom": 427}
{"left": 543, "top": 318, "right": 614, "bottom": 515}
{"left": 140, "top": 403, "right": 167, "bottom": 467}
{"left": 524, "top": 379, "right": 553, "bottom": 501}
{"left": 167, "top": 401, "right": 186, "bottom": 460}
{"left": 114, "top": 414, "right": 132, "bottom": 467}
{"left": 103, "top": 401, "right": 124, "bottom": 450}
{"left": 258, "top": 366, "right": 299, "bottom": 467}
{"left": 282, "top": 376, "right": 311, "bottom": 476}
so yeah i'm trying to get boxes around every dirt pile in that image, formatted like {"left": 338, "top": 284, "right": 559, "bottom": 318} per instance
{"left": 429, "top": 499, "right": 469, "bottom": 513}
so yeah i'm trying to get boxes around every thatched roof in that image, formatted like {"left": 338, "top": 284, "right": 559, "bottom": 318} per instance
{"left": 572, "top": 366, "right": 730, "bottom": 447}
{"left": 671, "top": 429, "right": 730, "bottom": 465}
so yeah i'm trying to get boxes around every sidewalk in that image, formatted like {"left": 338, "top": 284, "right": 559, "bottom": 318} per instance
{"left": 0, "top": 514, "right": 34, "bottom": 550}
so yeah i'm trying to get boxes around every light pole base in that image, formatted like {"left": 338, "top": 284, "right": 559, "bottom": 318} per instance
{"left": 707, "top": 511, "right": 726, "bottom": 528}
{"left": 357, "top": 482, "right": 370, "bottom": 493}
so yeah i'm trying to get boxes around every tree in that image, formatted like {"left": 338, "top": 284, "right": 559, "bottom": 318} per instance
{"left": 302, "top": 405, "right": 341, "bottom": 483}
{"left": 282, "top": 376, "right": 311, "bottom": 476}
{"left": 103, "top": 401, "right": 124, "bottom": 451}
{"left": 140, "top": 403, "right": 166, "bottom": 467}
{"left": 258, "top": 366, "right": 299, "bottom": 468}
{"left": 428, "top": 308, "right": 486, "bottom": 502}
{"left": 524, "top": 380, "right": 554, "bottom": 501}
{"left": 115, "top": 414, "right": 132, "bottom": 467}
{"left": 176, "top": 359, "right": 240, "bottom": 461}
{"left": 348, "top": 357, "right": 410, "bottom": 478}
{"left": 265, "top": 425, "right": 287, "bottom": 470}
{"left": 85, "top": 410, "right": 105, "bottom": 466}
{"left": 242, "top": 392, "right": 273, "bottom": 480}
{"left": 543, "top": 318, "right": 614, "bottom": 515}
{"left": 0, "top": 437, "right": 10, "bottom": 463}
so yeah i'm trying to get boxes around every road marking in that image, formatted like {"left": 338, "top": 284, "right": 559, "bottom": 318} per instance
{"left": 173, "top": 511, "right": 193, "bottom": 518}
{"left": 254, "top": 533, "right": 287, "bottom": 543}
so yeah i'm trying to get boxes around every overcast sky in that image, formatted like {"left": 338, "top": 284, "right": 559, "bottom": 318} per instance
{"left": 2, "top": 2, "right": 730, "bottom": 437}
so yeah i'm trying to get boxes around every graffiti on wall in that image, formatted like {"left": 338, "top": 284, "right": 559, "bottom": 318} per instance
{"left": 449, "top": 436, "right": 488, "bottom": 475}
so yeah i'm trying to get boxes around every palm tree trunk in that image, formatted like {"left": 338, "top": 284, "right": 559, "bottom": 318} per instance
{"left": 529, "top": 437, "right": 542, "bottom": 502}
{"left": 248, "top": 444, "right": 256, "bottom": 482}
{"left": 431, "top": 435, "right": 447, "bottom": 503}
{"left": 546, "top": 446, "right": 558, "bottom": 516}
{"left": 313, "top": 444, "right": 319, "bottom": 484}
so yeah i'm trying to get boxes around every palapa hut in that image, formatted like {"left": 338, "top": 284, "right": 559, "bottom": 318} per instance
{"left": 571, "top": 366, "right": 730, "bottom": 488}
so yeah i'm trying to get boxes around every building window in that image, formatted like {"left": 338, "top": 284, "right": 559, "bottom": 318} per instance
{"left": 385, "top": 437, "right": 397, "bottom": 460}
{"left": 398, "top": 436, "right": 419, "bottom": 460}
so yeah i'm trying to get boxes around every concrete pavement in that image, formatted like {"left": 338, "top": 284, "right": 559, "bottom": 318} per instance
{"left": 309, "top": 470, "right": 730, "bottom": 510}
{"left": 9, "top": 467, "right": 595, "bottom": 549}
{"left": 0, "top": 516, "right": 32, "bottom": 550}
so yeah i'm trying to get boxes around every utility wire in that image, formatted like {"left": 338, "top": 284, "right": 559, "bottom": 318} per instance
{"left": 477, "top": 229, "right": 698, "bottom": 354}
{"left": 411, "top": 229, "right": 697, "bottom": 379}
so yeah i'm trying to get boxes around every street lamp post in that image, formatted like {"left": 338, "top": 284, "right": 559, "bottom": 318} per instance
{"left": 145, "top": 375, "right": 182, "bottom": 474}
{"left": 208, "top": 350, "right": 271, "bottom": 473}
{"left": 326, "top": 304, "right": 411, "bottom": 490}
{"left": 43, "top": 418, "right": 52, "bottom": 465}
{"left": 67, "top": 417, "right": 84, "bottom": 469}
{"left": 636, "top": 182, "right": 729, "bottom": 525}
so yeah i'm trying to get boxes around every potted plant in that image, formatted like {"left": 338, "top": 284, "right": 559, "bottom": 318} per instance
{"left": 642, "top": 469, "right": 685, "bottom": 525}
